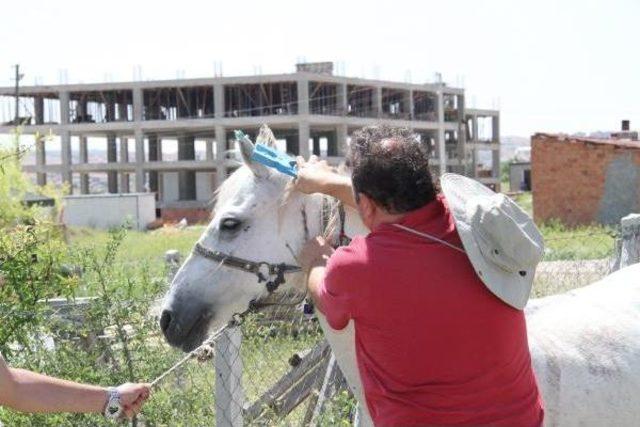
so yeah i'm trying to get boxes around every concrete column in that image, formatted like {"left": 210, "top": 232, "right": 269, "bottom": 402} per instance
{"left": 35, "top": 134, "right": 46, "bottom": 185}
{"left": 326, "top": 130, "right": 338, "bottom": 157}
{"left": 312, "top": 135, "right": 321, "bottom": 156}
{"left": 215, "top": 126, "right": 226, "bottom": 188}
{"left": 492, "top": 114, "right": 500, "bottom": 184}
{"left": 76, "top": 99, "right": 87, "bottom": 123}
{"left": 60, "top": 130, "right": 72, "bottom": 189}
{"left": 297, "top": 78, "right": 309, "bottom": 115}
{"left": 148, "top": 133, "right": 159, "bottom": 193}
{"left": 298, "top": 122, "right": 310, "bottom": 158}
{"left": 206, "top": 139, "right": 214, "bottom": 161}
{"left": 406, "top": 90, "right": 414, "bottom": 120}
{"left": 105, "top": 100, "right": 116, "bottom": 122}
{"left": 337, "top": 84, "right": 347, "bottom": 116}
{"left": 178, "top": 135, "right": 196, "bottom": 200}
{"left": 119, "top": 138, "right": 130, "bottom": 192}
{"left": 471, "top": 114, "right": 478, "bottom": 142}
{"left": 471, "top": 147, "right": 478, "bottom": 178}
{"left": 373, "top": 86, "right": 382, "bottom": 118}
{"left": 337, "top": 124, "right": 348, "bottom": 156}
{"left": 133, "top": 88, "right": 143, "bottom": 121}
{"left": 118, "top": 102, "right": 128, "bottom": 122}
{"left": 457, "top": 128, "right": 467, "bottom": 174}
{"left": 79, "top": 135, "right": 89, "bottom": 194}
{"left": 437, "top": 90, "right": 446, "bottom": 176}
{"left": 215, "top": 126, "right": 227, "bottom": 159}
{"left": 34, "top": 96, "right": 44, "bottom": 125}
{"left": 134, "top": 129, "right": 145, "bottom": 193}
{"left": 59, "top": 91, "right": 70, "bottom": 124}
{"left": 285, "top": 133, "right": 299, "bottom": 155}
{"left": 214, "top": 84, "right": 225, "bottom": 118}
{"left": 107, "top": 134, "right": 118, "bottom": 193}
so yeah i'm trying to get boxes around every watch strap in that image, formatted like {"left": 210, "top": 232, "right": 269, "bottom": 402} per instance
{"left": 104, "top": 387, "right": 123, "bottom": 420}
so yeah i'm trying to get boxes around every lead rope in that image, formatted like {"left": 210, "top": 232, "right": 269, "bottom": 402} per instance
{"left": 149, "top": 307, "right": 250, "bottom": 389}
{"left": 150, "top": 198, "right": 342, "bottom": 389}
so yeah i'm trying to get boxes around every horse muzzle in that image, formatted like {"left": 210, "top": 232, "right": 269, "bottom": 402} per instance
{"left": 160, "top": 303, "right": 214, "bottom": 352}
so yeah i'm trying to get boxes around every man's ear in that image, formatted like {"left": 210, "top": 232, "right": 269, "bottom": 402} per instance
{"left": 357, "top": 193, "right": 377, "bottom": 219}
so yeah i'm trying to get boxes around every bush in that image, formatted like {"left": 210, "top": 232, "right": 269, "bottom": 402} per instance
{"left": 0, "top": 134, "right": 74, "bottom": 357}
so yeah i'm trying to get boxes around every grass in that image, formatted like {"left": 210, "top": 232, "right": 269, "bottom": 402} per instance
{"left": 512, "top": 192, "right": 533, "bottom": 217}
{"left": 67, "top": 225, "right": 205, "bottom": 296}
{"left": 63, "top": 208, "right": 615, "bottom": 418}
{"left": 68, "top": 225, "right": 205, "bottom": 265}
{"left": 540, "top": 221, "right": 616, "bottom": 261}
{"left": 508, "top": 192, "right": 616, "bottom": 262}
{"left": 2, "top": 213, "right": 617, "bottom": 425}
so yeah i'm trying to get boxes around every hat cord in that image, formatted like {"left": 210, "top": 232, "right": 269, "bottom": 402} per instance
{"left": 391, "top": 224, "right": 466, "bottom": 254}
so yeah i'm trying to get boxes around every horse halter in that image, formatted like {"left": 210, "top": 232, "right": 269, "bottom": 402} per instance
{"left": 193, "top": 242, "right": 301, "bottom": 293}
{"left": 192, "top": 197, "right": 348, "bottom": 295}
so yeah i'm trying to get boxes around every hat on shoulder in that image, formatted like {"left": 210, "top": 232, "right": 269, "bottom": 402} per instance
{"left": 440, "top": 173, "right": 544, "bottom": 310}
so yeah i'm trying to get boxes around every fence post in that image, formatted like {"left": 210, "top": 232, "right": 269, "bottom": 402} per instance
{"left": 215, "top": 326, "right": 244, "bottom": 427}
{"left": 612, "top": 213, "right": 640, "bottom": 271}
{"left": 164, "top": 249, "right": 182, "bottom": 281}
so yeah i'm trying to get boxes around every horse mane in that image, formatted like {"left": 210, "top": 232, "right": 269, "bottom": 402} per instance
{"left": 212, "top": 123, "right": 350, "bottom": 244}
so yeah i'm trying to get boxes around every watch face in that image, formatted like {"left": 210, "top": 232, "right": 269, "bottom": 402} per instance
{"left": 107, "top": 404, "right": 120, "bottom": 416}
{"left": 105, "top": 391, "right": 122, "bottom": 419}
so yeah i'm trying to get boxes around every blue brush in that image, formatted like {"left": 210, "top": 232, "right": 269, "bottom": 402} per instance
{"left": 236, "top": 130, "right": 298, "bottom": 177}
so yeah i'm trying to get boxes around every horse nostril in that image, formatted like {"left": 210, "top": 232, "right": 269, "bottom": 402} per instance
{"left": 160, "top": 310, "right": 173, "bottom": 334}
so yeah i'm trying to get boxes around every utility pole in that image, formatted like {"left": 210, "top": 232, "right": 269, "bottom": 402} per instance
{"left": 13, "top": 64, "right": 24, "bottom": 125}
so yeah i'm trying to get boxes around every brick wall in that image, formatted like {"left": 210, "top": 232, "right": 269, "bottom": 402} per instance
{"left": 531, "top": 133, "right": 640, "bottom": 226}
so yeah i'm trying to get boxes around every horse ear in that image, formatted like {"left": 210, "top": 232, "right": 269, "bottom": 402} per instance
{"left": 237, "top": 134, "right": 270, "bottom": 178}
{"left": 256, "top": 124, "right": 277, "bottom": 147}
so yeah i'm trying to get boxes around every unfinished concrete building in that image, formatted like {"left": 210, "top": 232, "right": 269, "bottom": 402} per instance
{"left": 0, "top": 62, "right": 500, "bottom": 222}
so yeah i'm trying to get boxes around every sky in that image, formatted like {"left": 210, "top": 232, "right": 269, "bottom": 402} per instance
{"left": 1, "top": 0, "right": 638, "bottom": 137}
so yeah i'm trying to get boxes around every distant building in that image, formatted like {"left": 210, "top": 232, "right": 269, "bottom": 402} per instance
{"left": 531, "top": 132, "right": 640, "bottom": 226}
{"left": 0, "top": 62, "right": 500, "bottom": 223}
{"left": 610, "top": 120, "right": 638, "bottom": 141}
{"left": 509, "top": 146, "right": 531, "bottom": 192}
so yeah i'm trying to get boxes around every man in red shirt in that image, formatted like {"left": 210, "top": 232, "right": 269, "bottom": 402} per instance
{"left": 296, "top": 125, "right": 543, "bottom": 426}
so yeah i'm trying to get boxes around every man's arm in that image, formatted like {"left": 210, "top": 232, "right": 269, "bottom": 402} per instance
{"left": 306, "top": 263, "right": 329, "bottom": 315}
{"left": 299, "top": 236, "right": 356, "bottom": 332}
{"left": 0, "top": 354, "right": 149, "bottom": 417}
{"left": 295, "top": 156, "right": 357, "bottom": 209}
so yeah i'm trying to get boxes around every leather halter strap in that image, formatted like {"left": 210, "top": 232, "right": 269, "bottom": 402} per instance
{"left": 192, "top": 195, "right": 350, "bottom": 294}
{"left": 193, "top": 242, "right": 301, "bottom": 293}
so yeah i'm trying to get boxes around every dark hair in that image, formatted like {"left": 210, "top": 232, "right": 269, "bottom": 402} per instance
{"left": 349, "top": 125, "right": 437, "bottom": 213}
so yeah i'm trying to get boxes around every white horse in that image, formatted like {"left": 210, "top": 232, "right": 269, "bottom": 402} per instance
{"left": 160, "top": 128, "right": 640, "bottom": 427}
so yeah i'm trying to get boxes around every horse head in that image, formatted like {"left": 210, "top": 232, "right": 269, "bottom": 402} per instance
{"left": 159, "top": 125, "right": 324, "bottom": 351}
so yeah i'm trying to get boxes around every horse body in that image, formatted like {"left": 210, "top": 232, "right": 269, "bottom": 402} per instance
{"left": 526, "top": 264, "right": 640, "bottom": 426}
{"left": 160, "top": 129, "right": 640, "bottom": 426}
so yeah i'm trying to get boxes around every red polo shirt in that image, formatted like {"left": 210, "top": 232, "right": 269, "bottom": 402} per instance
{"left": 318, "top": 195, "right": 543, "bottom": 426}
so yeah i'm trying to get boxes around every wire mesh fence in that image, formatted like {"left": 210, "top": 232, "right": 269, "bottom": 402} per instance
{"left": 2, "top": 219, "right": 639, "bottom": 426}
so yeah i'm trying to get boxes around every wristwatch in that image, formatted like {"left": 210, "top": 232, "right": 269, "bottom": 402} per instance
{"left": 104, "top": 387, "right": 123, "bottom": 420}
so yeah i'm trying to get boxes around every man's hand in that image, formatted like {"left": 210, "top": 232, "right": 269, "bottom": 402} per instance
{"left": 300, "top": 236, "right": 335, "bottom": 273}
{"left": 116, "top": 383, "right": 151, "bottom": 419}
{"left": 294, "top": 156, "right": 336, "bottom": 195}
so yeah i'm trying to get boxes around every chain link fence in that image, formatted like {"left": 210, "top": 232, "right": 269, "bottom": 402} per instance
{"left": 3, "top": 216, "right": 638, "bottom": 426}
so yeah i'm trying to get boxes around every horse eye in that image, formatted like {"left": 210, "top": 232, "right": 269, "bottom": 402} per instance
{"left": 220, "top": 218, "right": 242, "bottom": 232}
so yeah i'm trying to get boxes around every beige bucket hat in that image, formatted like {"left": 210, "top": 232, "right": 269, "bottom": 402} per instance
{"left": 440, "top": 173, "right": 545, "bottom": 309}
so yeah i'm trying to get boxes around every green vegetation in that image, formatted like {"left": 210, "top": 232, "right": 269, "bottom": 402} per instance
{"left": 512, "top": 191, "right": 532, "bottom": 217}
{"left": 500, "top": 161, "right": 510, "bottom": 191}
{"left": 67, "top": 226, "right": 204, "bottom": 296}
{"left": 510, "top": 192, "right": 615, "bottom": 262}
{"left": 540, "top": 220, "right": 616, "bottom": 261}
{"left": 0, "top": 136, "right": 616, "bottom": 425}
